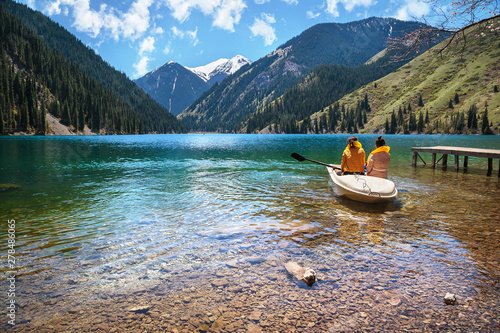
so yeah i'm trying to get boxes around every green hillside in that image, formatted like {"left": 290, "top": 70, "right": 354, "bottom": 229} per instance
{"left": 315, "top": 19, "right": 500, "bottom": 135}
{"left": 241, "top": 50, "right": 408, "bottom": 134}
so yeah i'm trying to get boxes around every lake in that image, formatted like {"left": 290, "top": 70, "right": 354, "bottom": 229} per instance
{"left": 1, "top": 134, "right": 499, "bottom": 332}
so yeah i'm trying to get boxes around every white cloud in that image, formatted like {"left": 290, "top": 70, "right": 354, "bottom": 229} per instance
{"left": 281, "top": 0, "right": 298, "bottom": 4}
{"left": 394, "top": 0, "right": 431, "bottom": 20}
{"left": 46, "top": 0, "right": 61, "bottom": 15}
{"left": 139, "top": 36, "right": 155, "bottom": 56}
{"left": 164, "top": 0, "right": 246, "bottom": 31}
{"left": 325, "top": 0, "right": 376, "bottom": 17}
{"left": 133, "top": 55, "right": 150, "bottom": 77}
{"left": 306, "top": 10, "right": 321, "bottom": 19}
{"left": 44, "top": 0, "right": 153, "bottom": 41}
{"left": 254, "top": 0, "right": 270, "bottom": 4}
{"left": 213, "top": 0, "right": 247, "bottom": 31}
{"left": 154, "top": 26, "right": 165, "bottom": 34}
{"left": 120, "top": 0, "right": 153, "bottom": 40}
{"left": 171, "top": 26, "right": 199, "bottom": 45}
{"left": 163, "top": 42, "right": 172, "bottom": 55}
{"left": 250, "top": 13, "right": 277, "bottom": 46}
{"left": 25, "top": 0, "right": 37, "bottom": 9}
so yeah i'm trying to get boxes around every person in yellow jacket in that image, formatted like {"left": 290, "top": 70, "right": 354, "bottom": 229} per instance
{"left": 366, "top": 136, "right": 390, "bottom": 179}
{"left": 340, "top": 136, "right": 365, "bottom": 175}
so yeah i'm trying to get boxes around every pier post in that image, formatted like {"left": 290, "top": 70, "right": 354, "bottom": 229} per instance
{"left": 411, "top": 147, "right": 500, "bottom": 177}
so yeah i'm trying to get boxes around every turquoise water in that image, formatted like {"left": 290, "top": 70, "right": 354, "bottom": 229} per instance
{"left": 1, "top": 134, "right": 499, "bottom": 331}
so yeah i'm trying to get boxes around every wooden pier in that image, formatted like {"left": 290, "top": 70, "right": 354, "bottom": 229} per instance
{"left": 411, "top": 146, "right": 500, "bottom": 176}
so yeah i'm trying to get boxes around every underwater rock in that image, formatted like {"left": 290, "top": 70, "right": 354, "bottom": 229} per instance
{"left": 129, "top": 305, "right": 150, "bottom": 313}
{"left": 444, "top": 293, "right": 457, "bottom": 305}
{"left": 284, "top": 262, "right": 317, "bottom": 287}
{"left": 0, "top": 184, "right": 21, "bottom": 191}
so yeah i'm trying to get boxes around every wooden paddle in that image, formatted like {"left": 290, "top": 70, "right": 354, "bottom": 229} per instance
{"left": 291, "top": 153, "right": 341, "bottom": 170}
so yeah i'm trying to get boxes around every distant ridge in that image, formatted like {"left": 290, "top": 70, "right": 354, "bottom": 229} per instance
{"left": 135, "top": 56, "right": 251, "bottom": 116}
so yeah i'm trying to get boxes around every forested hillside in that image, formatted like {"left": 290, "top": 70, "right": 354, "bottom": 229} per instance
{"left": 1, "top": 1, "right": 186, "bottom": 134}
{"left": 242, "top": 51, "right": 406, "bottom": 133}
{"left": 0, "top": 6, "right": 141, "bottom": 134}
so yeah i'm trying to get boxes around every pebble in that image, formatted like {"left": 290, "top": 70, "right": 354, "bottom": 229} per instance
{"left": 444, "top": 293, "right": 457, "bottom": 305}
{"left": 129, "top": 306, "right": 150, "bottom": 314}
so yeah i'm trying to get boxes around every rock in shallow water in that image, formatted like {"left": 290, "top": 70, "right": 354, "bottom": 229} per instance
{"left": 284, "top": 262, "right": 317, "bottom": 287}
{"left": 129, "top": 305, "right": 150, "bottom": 313}
{"left": 444, "top": 293, "right": 457, "bottom": 305}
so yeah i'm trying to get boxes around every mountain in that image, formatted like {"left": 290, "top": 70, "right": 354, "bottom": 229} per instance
{"left": 178, "top": 17, "right": 428, "bottom": 133}
{"left": 134, "top": 62, "right": 209, "bottom": 117}
{"left": 135, "top": 56, "right": 251, "bottom": 116}
{"left": 308, "top": 18, "right": 500, "bottom": 135}
{"left": 187, "top": 55, "right": 252, "bottom": 86}
{"left": 1, "top": 0, "right": 186, "bottom": 134}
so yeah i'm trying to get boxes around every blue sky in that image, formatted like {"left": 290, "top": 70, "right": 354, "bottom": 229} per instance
{"left": 18, "top": 0, "right": 432, "bottom": 79}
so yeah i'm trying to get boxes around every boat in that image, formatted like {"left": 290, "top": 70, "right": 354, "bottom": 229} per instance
{"left": 327, "top": 167, "right": 397, "bottom": 203}
{"left": 290, "top": 152, "right": 398, "bottom": 203}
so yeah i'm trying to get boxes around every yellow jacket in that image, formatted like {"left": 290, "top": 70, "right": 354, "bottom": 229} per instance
{"left": 341, "top": 141, "right": 365, "bottom": 174}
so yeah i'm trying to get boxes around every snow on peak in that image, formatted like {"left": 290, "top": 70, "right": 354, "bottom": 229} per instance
{"left": 186, "top": 55, "right": 251, "bottom": 82}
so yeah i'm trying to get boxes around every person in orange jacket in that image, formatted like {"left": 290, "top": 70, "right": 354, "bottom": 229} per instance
{"left": 366, "top": 136, "right": 391, "bottom": 179}
{"left": 340, "top": 136, "right": 365, "bottom": 175}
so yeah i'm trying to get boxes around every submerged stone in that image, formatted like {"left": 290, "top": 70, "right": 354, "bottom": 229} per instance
{"left": 284, "top": 262, "right": 317, "bottom": 287}
{"left": 444, "top": 293, "right": 457, "bottom": 305}
{"left": 0, "top": 184, "right": 21, "bottom": 191}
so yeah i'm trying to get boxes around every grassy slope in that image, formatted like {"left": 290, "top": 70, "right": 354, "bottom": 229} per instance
{"left": 320, "top": 20, "right": 500, "bottom": 134}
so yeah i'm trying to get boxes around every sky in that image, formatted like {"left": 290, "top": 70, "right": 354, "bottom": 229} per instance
{"left": 17, "top": 0, "right": 433, "bottom": 79}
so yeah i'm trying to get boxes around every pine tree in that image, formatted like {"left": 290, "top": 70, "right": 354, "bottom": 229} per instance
{"left": 418, "top": 94, "right": 424, "bottom": 107}
{"left": 390, "top": 111, "right": 397, "bottom": 134}
{"left": 448, "top": 98, "right": 454, "bottom": 109}
{"left": 481, "top": 107, "right": 492, "bottom": 134}
{"left": 454, "top": 93, "right": 460, "bottom": 104}
{"left": 418, "top": 112, "right": 424, "bottom": 133}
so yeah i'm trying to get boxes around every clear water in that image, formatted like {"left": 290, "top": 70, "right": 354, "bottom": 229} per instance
{"left": 1, "top": 134, "right": 499, "bottom": 331}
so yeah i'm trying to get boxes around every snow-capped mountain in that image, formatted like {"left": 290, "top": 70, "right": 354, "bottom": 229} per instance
{"left": 187, "top": 55, "right": 251, "bottom": 85}
{"left": 134, "top": 55, "right": 251, "bottom": 116}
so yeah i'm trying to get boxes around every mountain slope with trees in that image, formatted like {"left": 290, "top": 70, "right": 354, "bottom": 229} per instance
{"left": 242, "top": 50, "right": 407, "bottom": 133}
{"left": 311, "top": 17, "right": 500, "bottom": 135}
{"left": 179, "top": 17, "right": 428, "bottom": 133}
{"left": 0, "top": 6, "right": 144, "bottom": 134}
{"left": 1, "top": 0, "right": 186, "bottom": 134}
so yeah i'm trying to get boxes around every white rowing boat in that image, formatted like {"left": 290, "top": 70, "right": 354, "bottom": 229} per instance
{"left": 327, "top": 167, "right": 398, "bottom": 203}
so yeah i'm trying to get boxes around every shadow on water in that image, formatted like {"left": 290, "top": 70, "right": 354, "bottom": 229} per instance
{"left": 333, "top": 192, "right": 402, "bottom": 213}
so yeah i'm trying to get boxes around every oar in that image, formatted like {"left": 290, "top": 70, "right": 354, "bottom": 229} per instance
{"left": 291, "top": 153, "right": 341, "bottom": 170}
